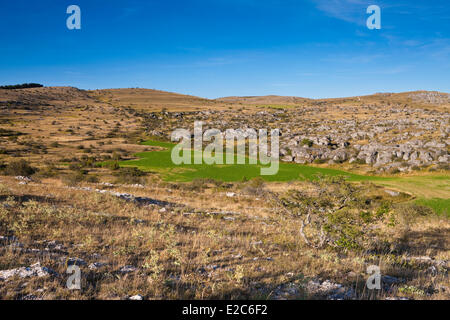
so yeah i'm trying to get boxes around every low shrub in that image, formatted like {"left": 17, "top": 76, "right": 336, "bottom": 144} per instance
{"left": 113, "top": 167, "right": 147, "bottom": 184}
{"left": 301, "top": 138, "right": 314, "bottom": 147}
{"left": 1, "top": 160, "right": 36, "bottom": 176}
{"left": 63, "top": 171, "right": 86, "bottom": 186}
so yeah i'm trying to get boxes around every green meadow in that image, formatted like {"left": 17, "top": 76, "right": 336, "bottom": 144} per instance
{"left": 117, "top": 140, "right": 449, "bottom": 215}
{"left": 118, "top": 140, "right": 373, "bottom": 182}
{"left": 414, "top": 198, "right": 449, "bottom": 217}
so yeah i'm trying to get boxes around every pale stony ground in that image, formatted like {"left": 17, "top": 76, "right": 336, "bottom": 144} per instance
{"left": 0, "top": 175, "right": 448, "bottom": 300}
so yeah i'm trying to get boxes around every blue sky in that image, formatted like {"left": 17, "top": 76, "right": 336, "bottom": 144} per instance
{"left": 0, "top": 0, "right": 449, "bottom": 98}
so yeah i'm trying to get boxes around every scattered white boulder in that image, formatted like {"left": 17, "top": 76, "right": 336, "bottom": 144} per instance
{"left": 306, "top": 279, "right": 356, "bottom": 300}
{"left": 15, "top": 176, "right": 32, "bottom": 182}
{"left": 129, "top": 184, "right": 144, "bottom": 188}
{"left": 384, "top": 190, "right": 400, "bottom": 197}
{"left": 100, "top": 182, "right": 114, "bottom": 187}
{"left": 119, "top": 265, "right": 137, "bottom": 273}
{"left": 0, "top": 262, "right": 56, "bottom": 281}
{"left": 89, "top": 262, "right": 108, "bottom": 270}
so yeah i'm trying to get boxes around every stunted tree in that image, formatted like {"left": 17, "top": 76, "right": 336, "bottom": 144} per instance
{"left": 277, "top": 175, "right": 384, "bottom": 251}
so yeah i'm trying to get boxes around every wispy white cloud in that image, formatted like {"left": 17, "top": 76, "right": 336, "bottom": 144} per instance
{"left": 369, "top": 65, "right": 410, "bottom": 75}
{"left": 312, "top": 0, "right": 450, "bottom": 27}
{"left": 420, "top": 38, "right": 450, "bottom": 63}
{"left": 321, "top": 53, "right": 387, "bottom": 64}
{"left": 383, "top": 35, "right": 450, "bottom": 60}
{"left": 310, "top": 0, "right": 369, "bottom": 25}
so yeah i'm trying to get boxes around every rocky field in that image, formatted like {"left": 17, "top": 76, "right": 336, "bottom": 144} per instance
{"left": 0, "top": 87, "right": 448, "bottom": 300}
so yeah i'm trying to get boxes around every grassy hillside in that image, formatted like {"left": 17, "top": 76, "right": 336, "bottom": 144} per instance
{"left": 88, "top": 88, "right": 214, "bottom": 111}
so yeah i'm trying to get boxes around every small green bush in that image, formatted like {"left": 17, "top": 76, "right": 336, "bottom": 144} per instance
{"left": 104, "top": 161, "right": 120, "bottom": 170}
{"left": 2, "top": 160, "right": 36, "bottom": 176}
{"left": 63, "top": 171, "right": 86, "bottom": 186}
{"left": 301, "top": 139, "right": 314, "bottom": 147}
{"left": 35, "top": 165, "right": 58, "bottom": 178}
{"left": 113, "top": 167, "right": 147, "bottom": 184}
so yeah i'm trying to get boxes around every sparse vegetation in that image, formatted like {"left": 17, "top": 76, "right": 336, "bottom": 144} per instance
{"left": 0, "top": 86, "right": 448, "bottom": 300}
{"left": 0, "top": 83, "right": 43, "bottom": 90}
{"left": 113, "top": 167, "right": 147, "bottom": 184}
{"left": 1, "top": 160, "right": 36, "bottom": 176}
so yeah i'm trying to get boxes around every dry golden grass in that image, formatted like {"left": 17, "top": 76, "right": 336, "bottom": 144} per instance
{"left": 0, "top": 175, "right": 448, "bottom": 300}
{"left": 0, "top": 87, "right": 448, "bottom": 300}
{"left": 88, "top": 88, "right": 216, "bottom": 112}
